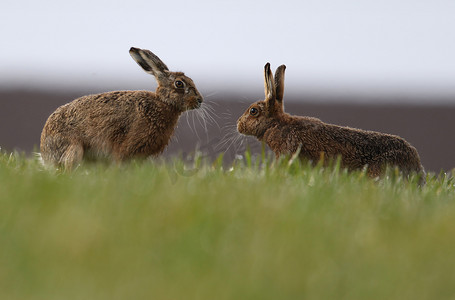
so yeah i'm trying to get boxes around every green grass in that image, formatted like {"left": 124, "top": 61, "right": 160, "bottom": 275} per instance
{"left": 1, "top": 151, "right": 455, "bottom": 300}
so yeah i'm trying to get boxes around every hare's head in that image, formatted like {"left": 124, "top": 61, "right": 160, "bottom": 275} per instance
{"left": 237, "top": 63, "right": 286, "bottom": 138}
{"left": 130, "top": 47, "right": 203, "bottom": 111}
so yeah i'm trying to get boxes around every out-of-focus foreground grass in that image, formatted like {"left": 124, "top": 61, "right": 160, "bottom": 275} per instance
{"left": 0, "top": 152, "right": 454, "bottom": 300}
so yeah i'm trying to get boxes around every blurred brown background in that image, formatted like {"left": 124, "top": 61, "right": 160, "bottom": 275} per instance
{"left": 1, "top": 90, "right": 453, "bottom": 172}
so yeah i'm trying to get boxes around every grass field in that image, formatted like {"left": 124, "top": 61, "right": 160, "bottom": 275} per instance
{"left": 1, "top": 151, "right": 455, "bottom": 300}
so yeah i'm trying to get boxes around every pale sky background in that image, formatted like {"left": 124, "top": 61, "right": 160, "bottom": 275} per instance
{"left": 1, "top": 0, "right": 455, "bottom": 102}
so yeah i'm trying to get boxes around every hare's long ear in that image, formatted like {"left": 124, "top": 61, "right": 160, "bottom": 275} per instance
{"left": 275, "top": 65, "right": 286, "bottom": 108}
{"left": 129, "top": 47, "right": 169, "bottom": 81}
{"left": 264, "top": 63, "right": 276, "bottom": 111}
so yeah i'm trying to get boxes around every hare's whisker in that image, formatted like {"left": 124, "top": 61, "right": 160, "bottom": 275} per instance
{"left": 191, "top": 111, "right": 201, "bottom": 141}
{"left": 215, "top": 121, "right": 242, "bottom": 151}
{"left": 205, "top": 99, "right": 220, "bottom": 106}
{"left": 195, "top": 109, "right": 210, "bottom": 142}
{"left": 233, "top": 134, "right": 244, "bottom": 153}
{"left": 201, "top": 105, "right": 220, "bottom": 129}
{"left": 218, "top": 128, "right": 244, "bottom": 153}
{"left": 204, "top": 91, "right": 219, "bottom": 99}
{"left": 226, "top": 134, "right": 242, "bottom": 154}
{"left": 202, "top": 105, "right": 217, "bottom": 119}
{"left": 215, "top": 130, "right": 237, "bottom": 150}
{"left": 202, "top": 102, "right": 221, "bottom": 121}
{"left": 195, "top": 109, "right": 206, "bottom": 131}
{"left": 220, "top": 124, "right": 237, "bottom": 131}
{"left": 199, "top": 109, "right": 211, "bottom": 131}
{"left": 185, "top": 112, "right": 195, "bottom": 135}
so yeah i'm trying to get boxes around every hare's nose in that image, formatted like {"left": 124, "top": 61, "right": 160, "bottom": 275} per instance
{"left": 196, "top": 98, "right": 203, "bottom": 106}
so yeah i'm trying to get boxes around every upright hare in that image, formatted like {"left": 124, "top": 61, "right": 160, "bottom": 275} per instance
{"left": 41, "top": 47, "right": 203, "bottom": 169}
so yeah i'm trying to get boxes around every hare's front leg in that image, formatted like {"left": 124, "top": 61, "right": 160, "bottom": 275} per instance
{"left": 60, "top": 144, "right": 84, "bottom": 170}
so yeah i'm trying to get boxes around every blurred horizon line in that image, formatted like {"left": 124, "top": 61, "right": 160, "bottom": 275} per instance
{"left": 1, "top": 83, "right": 455, "bottom": 106}
{"left": 4, "top": 66, "right": 454, "bottom": 105}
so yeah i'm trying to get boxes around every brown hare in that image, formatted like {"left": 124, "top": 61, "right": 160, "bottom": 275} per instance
{"left": 40, "top": 47, "right": 203, "bottom": 169}
{"left": 237, "top": 63, "right": 426, "bottom": 184}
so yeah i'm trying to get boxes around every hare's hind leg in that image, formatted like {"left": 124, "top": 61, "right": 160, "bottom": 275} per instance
{"left": 59, "top": 144, "right": 84, "bottom": 170}
{"left": 367, "top": 164, "right": 383, "bottom": 179}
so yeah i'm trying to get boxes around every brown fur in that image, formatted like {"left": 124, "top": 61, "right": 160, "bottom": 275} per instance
{"left": 237, "top": 63, "right": 425, "bottom": 184}
{"left": 40, "top": 47, "right": 203, "bottom": 169}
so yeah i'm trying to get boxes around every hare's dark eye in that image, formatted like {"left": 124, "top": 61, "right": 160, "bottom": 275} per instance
{"left": 174, "top": 80, "right": 185, "bottom": 89}
{"left": 249, "top": 107, "right": 259, "bottom": 117}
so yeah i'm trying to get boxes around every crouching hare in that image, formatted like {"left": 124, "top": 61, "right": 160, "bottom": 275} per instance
{"left": 237, "top": 63, "right": 425, "bottom": 184}
{"left": 40, "top": 47, "right": 203, "bottom": 169}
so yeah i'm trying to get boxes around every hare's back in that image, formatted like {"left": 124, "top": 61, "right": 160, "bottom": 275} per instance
{"left": 324, "top": 124, "right": 414, "bottom": 155}
{"left": 43, "top": 90, "right": 156, "bottom": 135}
{"left": 327, "top": 124, "right": 423, "bottom": 169}
{"left": 70, "top": 90, "right": 155, "bottom": 112}
{"left": 60, "top": 90, "right": 155, "bottom": 121}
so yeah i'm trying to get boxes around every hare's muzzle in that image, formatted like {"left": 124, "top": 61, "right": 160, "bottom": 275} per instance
{"left": 196, "top": 97, "right": 203, "bottom": 108}
{"left": 185, "top": 96, "right": 203, "bottom": 110}
{"left": 191, "top": 97, "right": 203, "bottom": 109}
{"left": 236, "top": 117, "right": 245, "bottom": 134}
